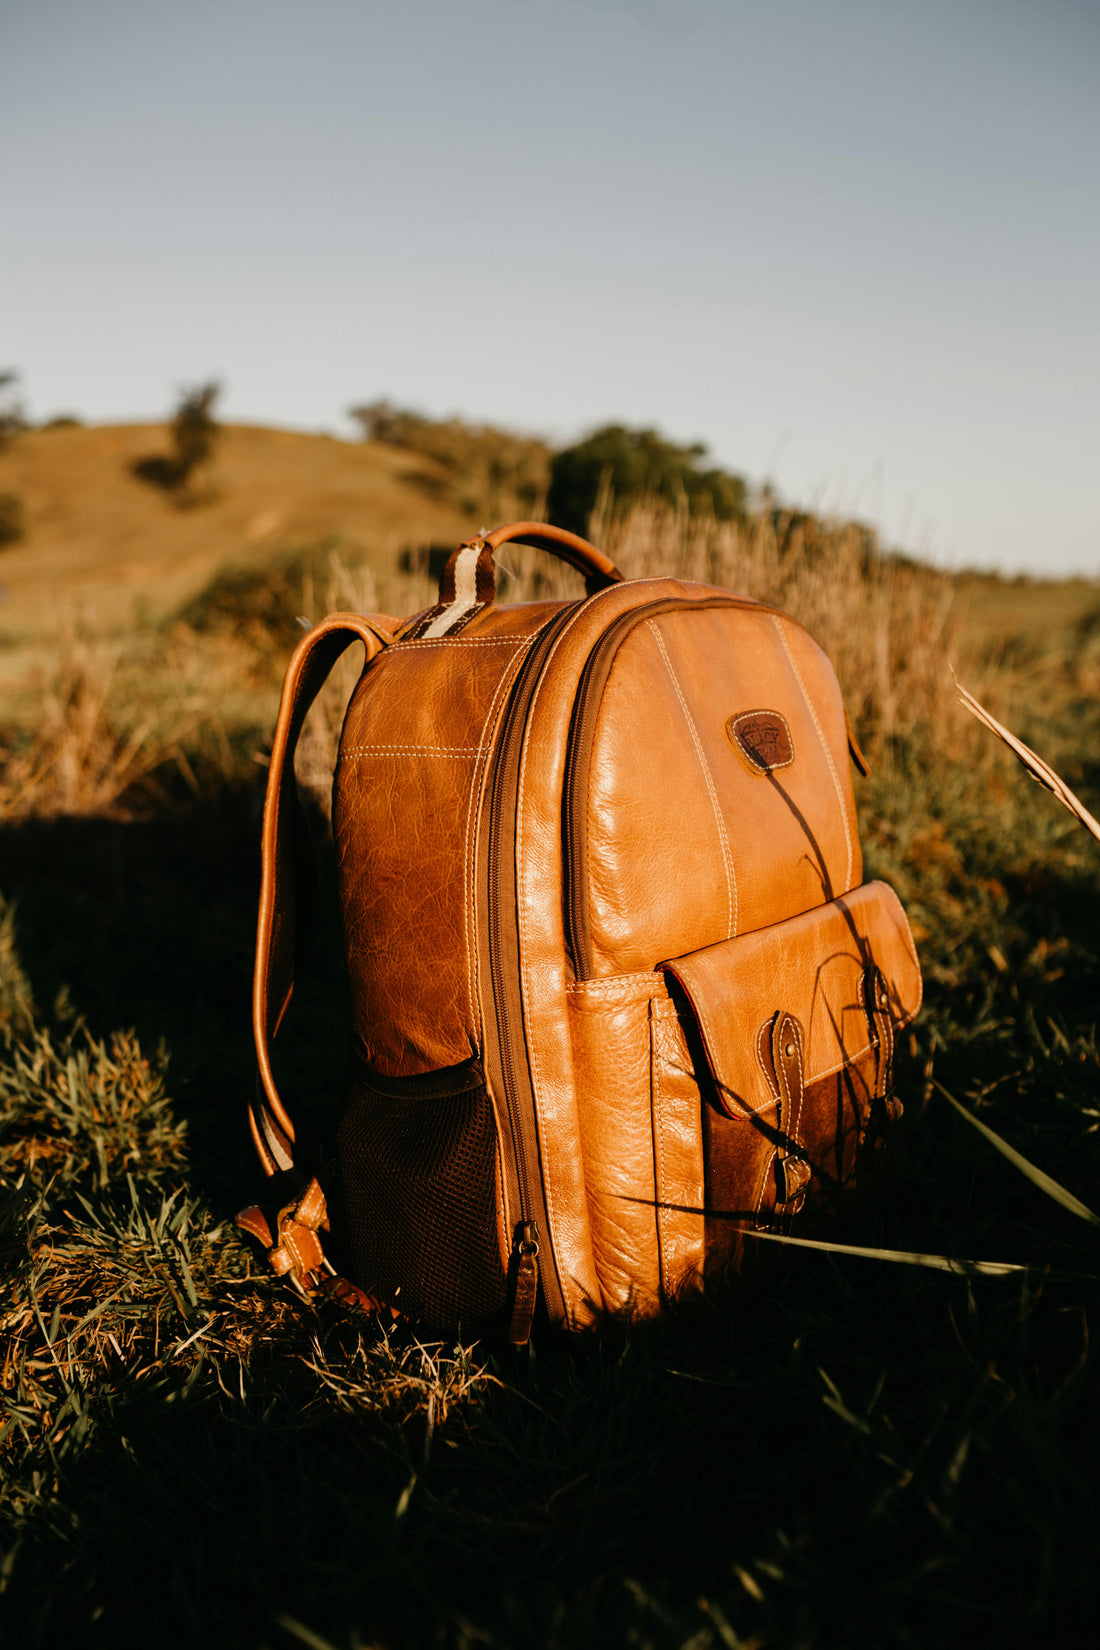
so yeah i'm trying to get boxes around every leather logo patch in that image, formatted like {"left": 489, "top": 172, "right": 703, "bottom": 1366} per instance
{"left": 727, "top": 709, "right": 794, "bottom": 773}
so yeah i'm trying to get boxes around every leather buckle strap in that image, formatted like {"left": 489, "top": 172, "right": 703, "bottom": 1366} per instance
{"left": 235, "top": 1178, "right": 386, "bottom": 1312}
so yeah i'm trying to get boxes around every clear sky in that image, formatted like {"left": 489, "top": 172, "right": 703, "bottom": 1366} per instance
{"left": 3, "top": 0, "right": 1098, "bottom": 573}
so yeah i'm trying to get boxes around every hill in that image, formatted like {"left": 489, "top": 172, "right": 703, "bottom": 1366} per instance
{"left": 0, "top": 421, "right": 474, "bottom": 676}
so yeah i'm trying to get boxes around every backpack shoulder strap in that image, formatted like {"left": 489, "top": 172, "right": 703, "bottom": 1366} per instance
{"left": 251, "top": 610, "right": 394, "bottom": 1175}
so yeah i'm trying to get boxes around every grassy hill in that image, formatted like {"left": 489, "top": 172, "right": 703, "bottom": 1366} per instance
{"left": 0, "top": 421, "right": 474, "bottom": 673}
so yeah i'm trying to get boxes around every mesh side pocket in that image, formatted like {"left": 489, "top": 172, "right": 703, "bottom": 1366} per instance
{"left": 336, "top": 1063, "right": 507, "bottom": 1332}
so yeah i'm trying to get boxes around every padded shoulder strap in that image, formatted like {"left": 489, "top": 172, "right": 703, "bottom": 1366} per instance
{"left": 251, "top": 611, "right": 394, "bottom": 1175}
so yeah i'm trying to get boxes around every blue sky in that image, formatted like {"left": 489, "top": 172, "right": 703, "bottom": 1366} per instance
{"left": 3, "top": 0, "right": 1098, "bottom": 572}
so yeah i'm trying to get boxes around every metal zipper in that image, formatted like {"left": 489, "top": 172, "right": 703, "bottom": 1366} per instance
{"left": 480, "top": 607, "right": 576, "bottom": 1341}
{"left": 563, "top": 595, "right": 783, "bottom": 981}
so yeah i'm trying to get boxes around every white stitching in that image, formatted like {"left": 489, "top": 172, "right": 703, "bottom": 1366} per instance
{"left": 396, "top": 636, "right": 534, "bottom": 650}
{"left": 787, "top": 1019, "right": 806, "bottom": 1147}
{"left": 648, "top": 621, "right": 738, "bottom": 939}
{"left": 566, "top": 973, "right": 668, "bottom": 1000}
{"left": 341, "top": 745, "right": 480, "bottom": 757}
{"left": 773, "top": 616, "right": 854, "bottom": 893}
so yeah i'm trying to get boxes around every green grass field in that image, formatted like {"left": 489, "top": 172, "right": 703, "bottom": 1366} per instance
{"left": 2, "top": 435, "right": 1099, "bottom": 1648}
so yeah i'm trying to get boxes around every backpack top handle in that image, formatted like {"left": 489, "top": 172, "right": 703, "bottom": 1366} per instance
{"left": 407, "top": 521, "right": 625, "bottom": 641}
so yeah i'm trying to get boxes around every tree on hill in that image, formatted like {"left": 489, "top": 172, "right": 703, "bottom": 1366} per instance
{"left": 132, "top": 380, "right": 222, "bottom": 501}
{"left": 0, "top": 371, "right": 27, "bottom": 451}
{"left": 0, "top": 372, "right": 28, "bottom": 548}
{"left": 547, "top": 424, "right": 747, "bottom": 536}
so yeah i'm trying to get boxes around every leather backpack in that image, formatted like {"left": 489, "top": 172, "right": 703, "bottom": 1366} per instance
{"left": 238, "top": 521, "right": 922, "bottom": 1341}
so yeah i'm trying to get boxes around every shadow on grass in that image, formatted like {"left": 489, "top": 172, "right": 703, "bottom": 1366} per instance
{"left": 0, "top": 781, "right": 349, "bottom": 1205}
{"left": 4, "top": 783, "right": 1100, "bottom": 1647}
{"left": 6, "top": 1261, "right": 1100, "bottom": 1650}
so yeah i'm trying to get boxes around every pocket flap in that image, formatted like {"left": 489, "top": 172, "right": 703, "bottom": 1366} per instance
{"left": 661, "top": 881, "right": 922, "bottom": 1119}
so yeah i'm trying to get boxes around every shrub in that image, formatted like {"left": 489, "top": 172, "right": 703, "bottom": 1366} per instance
{"left": 0, "top": 370, "right": 26, "bottom": 451}
{"left": 547, "top": 423, "right": 747, "bottom": 535}
{"left": 349, "top": 398, "right": 551, "bottom": 521}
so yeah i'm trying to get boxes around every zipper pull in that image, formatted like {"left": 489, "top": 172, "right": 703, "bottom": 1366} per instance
{"left": 508, "top": 1221, "right": 540, "bottom": 1345}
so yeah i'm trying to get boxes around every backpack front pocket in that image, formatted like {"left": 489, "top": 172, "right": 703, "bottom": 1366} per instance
{"left": 567, "top": 880, "right": 921, "bottom": 1311}
{"left": 662, "top": 879, "right": 922, "bottom": 1275}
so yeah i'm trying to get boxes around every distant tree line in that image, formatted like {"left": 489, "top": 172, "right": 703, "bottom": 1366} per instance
{"left": 350, "top": 399, "right": 748, "bottom": 538}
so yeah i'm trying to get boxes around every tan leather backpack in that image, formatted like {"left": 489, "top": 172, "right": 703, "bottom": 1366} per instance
{"left": 239, "top": 522, "right": 922, "bottom": 1341}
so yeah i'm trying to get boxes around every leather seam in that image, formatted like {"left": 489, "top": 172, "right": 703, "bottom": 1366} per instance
{"left": 651, "top": 1014, "right": 668, "bottom": 1298}
{"left": 395, "top": 636, "right": 534, "bottom": 650}
{"left": 773, "top": 616, "right": 854, "bottom": 893}
{"left": 465, "top": 641, "right": 536, "bottom": 1061}
{"left": 756, "top": 1018, "right": 781, "bottom": 1100}
{"left": 565, "top": 970, "right": 664, "bottom": 993}
{"left": 567, "top": 990, "right": 672, "bottom": 1003}
{"left": 648, "top": 621, "right": 738, "bottom": 939}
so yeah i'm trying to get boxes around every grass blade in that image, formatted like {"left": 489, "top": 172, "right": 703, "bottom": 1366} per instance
{"left": 744, "top": 1227, "right": 1026, "bottom": 1276}
{"left": 935, "top": 1082, "right": 1100, "bottom": 1230}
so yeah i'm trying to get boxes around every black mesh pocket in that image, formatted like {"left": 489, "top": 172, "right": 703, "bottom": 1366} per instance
{"left": 336, "top": 1058, "right": 507, "bottom": 1332}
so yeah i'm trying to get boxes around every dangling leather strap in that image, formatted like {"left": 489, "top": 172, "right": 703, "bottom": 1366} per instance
{"left": 866, "top": 965, "right": 903, "bottom": 1123}
{"left": 249, "top": 611, "right": 395, "bottom": 1176}
{"left": 770, "top": 1012, "right": 813, "bottom": 1211}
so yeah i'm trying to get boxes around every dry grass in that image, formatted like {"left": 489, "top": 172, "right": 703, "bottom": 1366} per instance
{"left": 0, "top": 627, "right": 168, "bottom": 817}
{"left": 585, "top": 497, "right": 960, "bottom": 756}
{"left": 6, "top": 505, "right": 948, "bottom": 823}
{"left": 3, "top": 496, "right": 1093, "bottom": 827}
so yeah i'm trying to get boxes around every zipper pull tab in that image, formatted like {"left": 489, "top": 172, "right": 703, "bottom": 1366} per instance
{"left": 508, "top": 1221, "right": 540, "bottom": 1345}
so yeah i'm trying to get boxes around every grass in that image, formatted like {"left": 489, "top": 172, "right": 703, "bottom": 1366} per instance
{"left": 2, "top": 486, "right": 1100, "bottom": 1647}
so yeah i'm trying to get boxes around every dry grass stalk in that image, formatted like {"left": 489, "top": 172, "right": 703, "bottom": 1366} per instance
{"left": 955, "top": 679, "right": 1100, "bottom": 846}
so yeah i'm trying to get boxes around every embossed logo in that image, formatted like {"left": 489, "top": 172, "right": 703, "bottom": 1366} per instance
{"left": 727, "top": 709, "right": 794, "bottom": 773}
